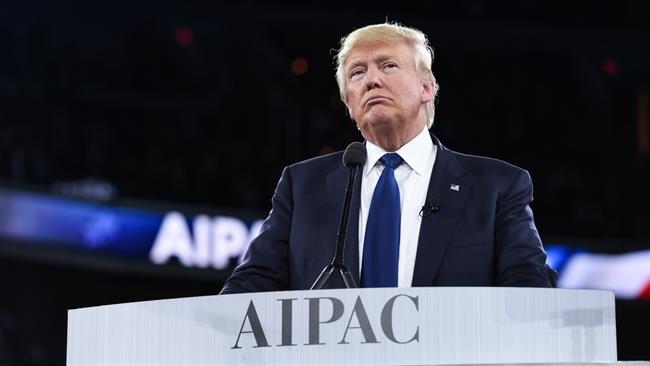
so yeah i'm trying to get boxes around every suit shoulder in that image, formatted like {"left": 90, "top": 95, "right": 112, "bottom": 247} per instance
{"left": 448, "top": 149, "right": 529, "bottom": 179}
{"left": 287, "top": 151, "right": 344, "bottom": 173}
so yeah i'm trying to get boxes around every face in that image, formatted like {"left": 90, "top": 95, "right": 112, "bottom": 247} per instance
{"left": 343, "top": 41, "right": 434, "bottom": 146}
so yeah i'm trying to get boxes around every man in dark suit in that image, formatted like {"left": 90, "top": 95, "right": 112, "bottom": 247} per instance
{"left": 221, "top": 23, "right": 556, "bottom": 294}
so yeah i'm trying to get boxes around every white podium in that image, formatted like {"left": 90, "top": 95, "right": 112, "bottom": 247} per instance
{"left": 67, "top": 287, "right": 620, "bottom": 365}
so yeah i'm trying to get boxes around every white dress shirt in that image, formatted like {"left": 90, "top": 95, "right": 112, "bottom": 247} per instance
{"left": 358, "top": 127, "right": 437, "bottom": 287}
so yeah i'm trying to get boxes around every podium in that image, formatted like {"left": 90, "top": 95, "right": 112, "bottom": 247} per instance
{"left": 67, "top": 287, "right": 621, "bottom": 365}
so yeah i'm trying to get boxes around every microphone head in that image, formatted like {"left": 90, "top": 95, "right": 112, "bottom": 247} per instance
{"left": 343, "top": 142, "right": 367, "bottom": 168}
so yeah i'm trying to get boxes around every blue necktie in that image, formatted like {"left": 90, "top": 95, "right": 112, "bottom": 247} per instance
{"left": 362, "top": 153, "right": 403, "bottom": 287}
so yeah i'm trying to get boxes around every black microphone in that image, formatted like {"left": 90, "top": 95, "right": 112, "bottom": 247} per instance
{"left": 419, "top": 200, "right": 439, "bottom": 217}
{"left": 342, "top": 141, "right": 366, "bottom": 168}
{"left": 311, "top": 142, "right": 366, "bottom": 290}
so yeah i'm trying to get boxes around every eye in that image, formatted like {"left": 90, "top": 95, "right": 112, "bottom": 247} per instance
{"left": 350, "top": 69, "right": 365, "bottom": 79}
{"left": 383, "top": 62, "right": 398, "bottom": 69}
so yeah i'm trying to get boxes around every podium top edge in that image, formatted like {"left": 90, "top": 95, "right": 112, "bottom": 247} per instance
{"left": 68, "top": 287, "right": 615, "bottom": 312}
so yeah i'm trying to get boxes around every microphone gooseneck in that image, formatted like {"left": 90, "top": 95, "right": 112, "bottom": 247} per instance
{"left": 311, "top": 142, "right": 367, "bottom": 290}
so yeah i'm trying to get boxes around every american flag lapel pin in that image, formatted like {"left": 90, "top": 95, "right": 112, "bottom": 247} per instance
{"left": 450, "top": 184, "right": 460, "bottom": 191}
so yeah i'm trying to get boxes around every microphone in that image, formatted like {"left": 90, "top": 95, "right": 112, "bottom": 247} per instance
{"left": 311, "top": 142, "right": 366, "bottom": 290}
{"left": 342, "top": 141, "right": 366, "bottom": 168}
{"left": 419, "top": 200, "right": 439, "bottom": 217}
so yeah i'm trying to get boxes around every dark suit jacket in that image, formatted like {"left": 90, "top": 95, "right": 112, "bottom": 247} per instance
{"left": 221, "top": 134, "right": 556, "bottom": 293}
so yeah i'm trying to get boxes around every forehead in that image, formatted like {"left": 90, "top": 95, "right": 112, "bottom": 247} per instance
{"left": 344, "top": 40, "right": 414, "bottom": 68}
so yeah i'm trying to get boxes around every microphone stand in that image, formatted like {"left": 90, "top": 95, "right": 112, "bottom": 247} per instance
{"left": 310, "top": 166, "right": 359, "bottom": 290}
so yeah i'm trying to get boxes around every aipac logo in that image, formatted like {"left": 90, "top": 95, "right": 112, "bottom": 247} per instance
{"left": 149, "top": 212, "right": 264, "bottom": 269}
{"left": 232, "top": 294, "right": 420, "bottom": 349}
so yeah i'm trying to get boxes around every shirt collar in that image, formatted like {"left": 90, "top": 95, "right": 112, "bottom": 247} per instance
{"left": 363, "top": 127, "right": 433, "bottom": 177}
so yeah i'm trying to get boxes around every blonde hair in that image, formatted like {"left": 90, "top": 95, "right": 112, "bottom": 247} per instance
{"left": 335, "top": 23, "right": 439, "bottom": 128}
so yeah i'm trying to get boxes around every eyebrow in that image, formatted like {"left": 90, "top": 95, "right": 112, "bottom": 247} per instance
{"left": 346, "top": 54, "right": 397, "bottom": 73}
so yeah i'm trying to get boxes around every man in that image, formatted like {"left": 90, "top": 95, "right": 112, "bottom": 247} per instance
{"left": 220, "top": 23, "right": 556, "bottom": 294}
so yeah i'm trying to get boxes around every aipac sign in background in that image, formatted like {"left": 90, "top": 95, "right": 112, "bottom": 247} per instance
{"left": 150, "top": 211, "right": 263, "bottom": 269}
{"left": 0, "top": 187, "right": 262, "bottom": 274}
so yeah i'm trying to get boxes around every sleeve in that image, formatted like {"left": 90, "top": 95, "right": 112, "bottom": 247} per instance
{"left": 219, "top": 166, "right": 293, "bottom": 294}
{"left": 494, "top": 169, "right": 557, "bottom": 287}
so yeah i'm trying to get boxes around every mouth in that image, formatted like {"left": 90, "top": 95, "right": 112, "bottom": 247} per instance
{"left": 364, "top": 95, "right": 390, "bottom": 107}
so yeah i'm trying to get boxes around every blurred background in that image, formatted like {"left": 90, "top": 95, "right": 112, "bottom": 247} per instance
{"left": 1, "top": 0, "right": 649, "bottom": 364}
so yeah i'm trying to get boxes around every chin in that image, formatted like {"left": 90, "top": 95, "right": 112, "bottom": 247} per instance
{"left": 365, "top": 113, "right": 397, "bottom": 129}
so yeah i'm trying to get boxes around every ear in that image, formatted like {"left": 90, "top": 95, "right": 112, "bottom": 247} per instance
{"left": 421, "top": 81, "right": 435, "bottom": 103}
{"left": 344, "top": 102, "right": 360, "bottom": 129}
{"left": 344, "top": 100, "right": 355, "bottom": 120}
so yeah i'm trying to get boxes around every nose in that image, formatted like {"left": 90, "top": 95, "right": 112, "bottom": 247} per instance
{"left": 364, "top": 66, "right": 382, "bottom": 91}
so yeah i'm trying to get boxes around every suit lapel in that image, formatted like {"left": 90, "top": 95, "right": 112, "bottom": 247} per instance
{"left": 326, "top": 163, "right": 362, "bottom": 287}
{"left": 411, "top": 135, "right": 472, "bottom": 286}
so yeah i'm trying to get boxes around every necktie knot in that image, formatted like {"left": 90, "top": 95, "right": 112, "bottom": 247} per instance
{"left": 380, "top": 153, "right": 403, "bottom": 170}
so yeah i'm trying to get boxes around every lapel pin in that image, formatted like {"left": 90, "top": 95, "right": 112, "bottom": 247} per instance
{"left": 450, "top": 184, "right": 460, "bottom": 191}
